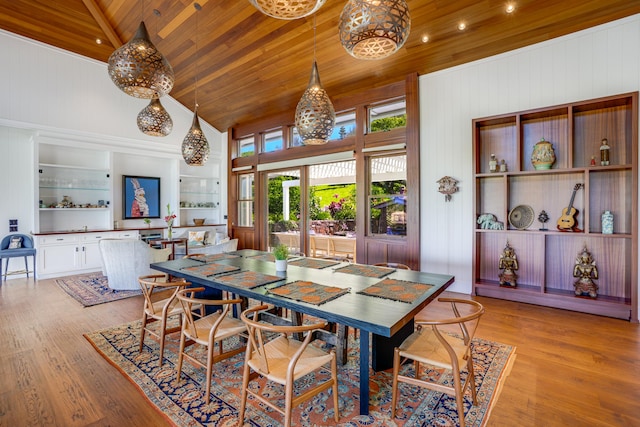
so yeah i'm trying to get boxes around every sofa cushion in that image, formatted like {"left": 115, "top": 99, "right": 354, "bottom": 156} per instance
{"left": 188, "top": 231, "right": 206, "bottom": 246}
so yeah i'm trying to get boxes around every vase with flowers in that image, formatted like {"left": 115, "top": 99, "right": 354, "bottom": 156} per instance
{"left": 165, "top": 204, "right": 176, "bottom": 240}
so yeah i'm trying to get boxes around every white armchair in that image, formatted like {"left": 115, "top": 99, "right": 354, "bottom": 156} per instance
{"left": 99, "top": 239, "right": 172, "bottom": 290}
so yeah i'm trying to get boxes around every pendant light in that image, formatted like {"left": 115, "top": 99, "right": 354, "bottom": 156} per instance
{"left": 294, "top": 17, "right": 335, "bottom": 145}
{"left": 137, "top": 98, "right": 173, "bottom": 137}
{"left": 339, "top": 0, "right": 411, "bottom": 60}
{"left": 182, "top": 3, "right": 210, "bottom": 166}
{"left": 249, "top": 0, "right": 326, "bottom": 20}
{"left": 108, "top": 20, "right": 174, "bottom": 98}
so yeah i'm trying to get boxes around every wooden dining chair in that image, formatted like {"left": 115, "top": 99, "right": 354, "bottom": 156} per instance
{"left": 175, "top": 287, "right": 247, "bottom": 405}
{"left": 326, "top": 237, "right": 356, "bottom": 262}
{"left": 391, "top": 298, "right": 485, "bottom": 427}
{"left": 374, "top": 262, "right": 411, "bottom": 270}
{"left": 238, "top": 304, "right": 339, "bottom": 427}
{"left": 138, "top": 274, "right": 192, "bottom": 366}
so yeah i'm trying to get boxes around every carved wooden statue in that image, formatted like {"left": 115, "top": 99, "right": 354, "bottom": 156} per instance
{"left": 498, "top": 242, "right": 518, "bottom": 287}
{"left": 573, "top": 245, "right": 598, "bottom": 298}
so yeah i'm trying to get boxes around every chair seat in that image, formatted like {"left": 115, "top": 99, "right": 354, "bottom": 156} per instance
{"left": 0, "top": 248, "right": 36, "bottom": 258}
{"left": 183, "top": 311, "right": 247, "bottom": 346}
{"left": 248, "top": 335, "right": 334, "bottom": 385}
{"left": 145, "top": 298, "right": 184, "bottom": 319}
{"left": 398, "top": 328, "right": 468, "bottom": 370}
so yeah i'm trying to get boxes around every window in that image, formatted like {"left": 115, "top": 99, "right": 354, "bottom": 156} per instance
{"left": 237, "top": 173, "right": 254, "bottom": 227}
{"left": 262, "top": 129, "right": 283, "bottom": 153}
{"left": 290, "top": 127, "right": 304, "bottom": 147}
{"left": 238, "top": 136, "right": 255, "bottom": 157}
{"left": 329, "top": 110, "right": 356, "bottom": 141}
{"left": 368, "top": 154, "right": 407, "bottom": 236}
{"left": 368, "top": 99, "right": 406, "bottom": 133}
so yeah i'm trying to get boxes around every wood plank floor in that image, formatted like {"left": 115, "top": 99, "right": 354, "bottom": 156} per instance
{"left": 0, "top": 276, "right": 639, "bottom": 426}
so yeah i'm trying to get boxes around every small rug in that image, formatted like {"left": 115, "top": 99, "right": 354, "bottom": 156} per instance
{"left": 85, "top": 320, "right": 516, "bottom": 427}
{"left": 55, "top": 273, "right": 140, "bottom": 307}
{"left": 334, "top": 264, "right": 395, "bottom": 278}
{"left": 181, "top": 263, "right": 241, "bottom": 277}
{"left": 214, "top": 270, "right": 284, "bottom": 289}
{"left": 359, "top": 279, "right": 434, "bottom": 303}
{"left": 268, "top": 280, "right": 351, "bottom": 305}
{"left": 288, "top": 257, "right": 341, "bottom": 269}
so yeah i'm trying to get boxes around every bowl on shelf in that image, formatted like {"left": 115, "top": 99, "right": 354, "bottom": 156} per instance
{"left": 193, "top": 218, "right": 205, "bottom": 226}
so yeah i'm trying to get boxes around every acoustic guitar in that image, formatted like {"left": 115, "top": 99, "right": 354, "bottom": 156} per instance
{"left": 557, "top": 183, "right": 584, "bottom": 231}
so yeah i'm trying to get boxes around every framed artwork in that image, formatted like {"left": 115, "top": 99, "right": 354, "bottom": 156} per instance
{"left": 123, "top": 175, "right": 161, "bottom": 219}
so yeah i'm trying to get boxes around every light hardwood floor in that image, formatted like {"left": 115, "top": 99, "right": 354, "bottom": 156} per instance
{"left": 0, "top": 276, "right": 638, "bottom": 426}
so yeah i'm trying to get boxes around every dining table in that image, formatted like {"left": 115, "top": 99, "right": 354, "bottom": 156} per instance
{"left": 151, "top": 249, "right": 454, "bottom": 415}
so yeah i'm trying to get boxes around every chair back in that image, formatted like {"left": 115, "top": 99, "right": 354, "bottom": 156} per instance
{"left": 328, "top": 237, "right": 356, "bottom": 258}
{"left": 240, "top": 304, "right": 327, "bottom": 375}
{"left": 176, "top": 287, "right": 243, "bottom": 339}
{"left": 1, "top": 234, "right": 34, "bottom": 250}
{"left": 374, "top": 262, "right": 410, "bottom": 270}
{"left": 138, "top": 274, "right": 187, "bottom": 316}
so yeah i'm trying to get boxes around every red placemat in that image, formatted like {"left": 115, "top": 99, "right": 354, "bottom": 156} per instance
{"left": 288, "top": 258, "right": 340, "bottom": 269}
{"left": 333, "top": 264, "right": 394, "bottom": 278}
{"left": 196, "top": 253, "right": 241, "bottom": 263}
{"left": 358, "top": 278, "right": 434, "bottom": 303}
{"left": 248, "top": 253, "right": 275, "bottom": 263}
{"left": 181, "top": 263, "right": 240, "bottom": 277}
{"left": 213, "top": 270, "right": 284, "bottom": 289}
{"left": 268, "top": 280, "right": 350, "bottom": 305}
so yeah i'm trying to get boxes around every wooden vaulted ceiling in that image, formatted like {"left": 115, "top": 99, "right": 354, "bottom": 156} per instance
{"left": 2, "top": 1, "right": 640, "bottom": 133}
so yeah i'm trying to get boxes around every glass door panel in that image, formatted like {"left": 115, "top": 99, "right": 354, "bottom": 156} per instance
{"left": 266, "top": 169, "right": 301, "bottom": 254}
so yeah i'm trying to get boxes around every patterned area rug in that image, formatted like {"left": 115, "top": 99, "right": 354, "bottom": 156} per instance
{"left": 85, "top": 320, "right": 516, "bottom": 426}
{"left": 55, "top": 273, "right": 141, "bottom": 307}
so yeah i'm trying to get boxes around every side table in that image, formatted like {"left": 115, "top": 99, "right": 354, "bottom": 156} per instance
{"left": 149, "top": 238, "right": 188, "bottom": 260}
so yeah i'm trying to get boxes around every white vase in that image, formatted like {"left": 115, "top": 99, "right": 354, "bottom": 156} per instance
{"left": 275, "top": 259, "right": 288, "bottom": 272}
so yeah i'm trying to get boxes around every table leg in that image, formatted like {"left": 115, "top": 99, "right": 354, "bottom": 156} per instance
{"left": 371, "top": 319, "right": 414, "bottom": 371}
{"left": 359, "top": 330, "right": 370, "bottom": 415}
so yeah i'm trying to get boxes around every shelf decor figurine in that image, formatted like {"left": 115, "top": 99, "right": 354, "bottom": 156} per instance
{"left": 477, "top": 213, "right": 504, "bottom": 230}
{"left": 498, "top": 241, "right": 518, "bottom": 287}
{"left": 538, "top": 210, "right": 549, "bottom": 231}
{"left": 573, "top": 245, "right": 598, "bottom": 298}
{"left": 436, "top": 176, "right": 459, "bottom": 202}
{"left": 601, "top": 210, "right": 613, "bottom": 234}
{"left": 531, "top": 137, "right": 556, "bottom": 170}
{"left": 489, "top": 154, "right": 498, "bottom": 172}
{"left": 600, "top": 138, "right": 610, "bottom": 166}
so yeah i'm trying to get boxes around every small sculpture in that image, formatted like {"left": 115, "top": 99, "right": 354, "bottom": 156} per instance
{"left": 477, "top": 213, "right": 504, "bottom": 230}
{"left": 573, "top": 245, "right": 598, "bottom": 298}
{"left": 498, "top": 242, "right": 518, "bottom": 287}
{"left": 538, "top": 210, "right": 549, "bottom": 231}
{"left": 437, "top": 176, "right": 458, "bottom": 202}
{"left": 600, "top": 138, "right": 610, "bottom": 166}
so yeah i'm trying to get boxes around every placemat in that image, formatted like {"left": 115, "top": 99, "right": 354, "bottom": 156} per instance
{"left": 195, "top": 253, "right": 241, "bottom": 263}
{"left": 287, "top": 258, "right": 341, "bottom": 269}
{"left": 248, "top": 253, "right": 275, "bottom": 263}
{"left": 181, "top": 263, "right": 240, "bottom": 277}
{"left": 358, "top": 278, "right": 434, "bottom": 303}
{"left": 213, "top": 270, "right": 284, "bottom": 289}
{"left": 268, "top": 280, "right": 350, "bottom": 305}
{"left": 333, "top": 264, "right": 395, "bottom": 278}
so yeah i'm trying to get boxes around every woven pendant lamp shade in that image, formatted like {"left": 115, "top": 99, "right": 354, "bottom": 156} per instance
{"left": 182, "top": 107, "right": 210, "bottom": 166}
{"left": 294, "top": 60, "right": 335, "bottom": 145}
{"left": 339, "top": 0, "right": 411, "bottom": 60}
{"left": 108, "top": 21, "right": 174, "bottom": 98}
{"left": 249, "top": 0, "right": 326, "bottom": 19}
{"left": 137, "top": 98, "right": 173, "bottom": 137}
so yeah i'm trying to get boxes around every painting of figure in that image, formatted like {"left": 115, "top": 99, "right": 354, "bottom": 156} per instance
{"left": 123, "top": 176, "right": 160, "bottom": 219}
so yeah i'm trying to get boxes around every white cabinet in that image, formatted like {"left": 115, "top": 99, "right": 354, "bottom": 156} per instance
{"left": 179, "top": 175, "right": 220, "bottom": 226}
{"left": 35, "top": 231, "right": 138, "bottom": 278}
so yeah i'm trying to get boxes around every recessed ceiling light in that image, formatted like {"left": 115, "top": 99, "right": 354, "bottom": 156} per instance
{"left": 421, "top": 35, "right": 429, "bottom": 43}
{"left": 95, "top": 38, "right": 102, "bottom": 44}
{"left": 458, "top": 22, "right": 466, "bottom": 31}
{"left": 506, "top": 3, "right": 515, "bottom": 13}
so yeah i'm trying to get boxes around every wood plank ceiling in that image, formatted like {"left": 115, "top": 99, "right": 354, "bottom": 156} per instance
{"left": 1, "top": 1, "right": 640, "bottom": 132}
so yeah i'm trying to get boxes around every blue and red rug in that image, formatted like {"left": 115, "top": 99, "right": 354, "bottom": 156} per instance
{"left": 85, "top": 320, "right": 515, "bottom": 426}
{"left": 55, "top": 273, "right": 140, "bottom": 307}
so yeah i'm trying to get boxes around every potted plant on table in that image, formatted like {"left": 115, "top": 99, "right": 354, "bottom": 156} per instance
{"left": 273, "top": 244, "right": 289, "bottom": 272}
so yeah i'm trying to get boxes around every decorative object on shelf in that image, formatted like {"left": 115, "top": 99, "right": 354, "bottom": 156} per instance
{"left": 295, "top": 17, "right": 335, "bottom": 145}
{"left": 437, "top": 176, "right": 458, "bottom": 202}
{"left": 249, "top": 0, "right": 325, "bottom": 19}
{"left": 123, "top": 176, "right": 161, "bottom": 219}
{"left": 530, "top": 137, "right": 556, "bottom": 170}
{"left": 590, "top": 155, "right": 596, "bottom": 166}
{"left": 500, "top": 159, "right": 507, "bottom": 172}
{"left": 538, "top": 210, "right": 549, "bottom": 231}
{"left": 498, "top": 241, "right": 518, "bottom": 287}
{"left": 165, "top": 204, "right": 176, "bottom": 240}
{"left": 182, "top": 3, "right": 210, "bottom": 166}
{"left": 143, "top": 218, "right": 151, "bottom": 228}
{"left": 573, "top": 245, "right": 598, "bottom": 298}
{"left": 57, "top": 195, "right": 72, "bottom": 208}
{"left": 339, "top": 0, "right": 411, "bottom": 60}
{"left": 273, "top": 243, "right": 289, "bottom": 272}
{"left": 107, "top": 21, "right": 174, "bottom": 99}
{"left": 508, "top": 205, "right": 534, "bottom": 230}
{"left": 599, "top": 138, "right": 610, "bottom": 166}
{"left": 193, "top": 218, "right": 205, "bottom": 226}
{"left": 601, "top": 210, "right": 613, "bottom": 234}
{"left": 137, "top": 98, "right": 173, "bottom": 137}
{"left": 477, "top": 213, "right": 504, "bottom": 230}
{"left": 489, "top": 154, "right": 498, "bottom": 172}
{"left": 556, "top": 183, "right": 583, "bottom": 232}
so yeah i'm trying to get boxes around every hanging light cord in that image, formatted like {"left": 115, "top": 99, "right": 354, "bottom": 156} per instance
{"left": 194, "top": 2, "right": 201, "bottom": 108}
{"left": 313, "top": 14, "right": 317, "bottom": 62}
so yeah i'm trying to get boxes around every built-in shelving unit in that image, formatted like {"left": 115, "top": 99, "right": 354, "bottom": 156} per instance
{"left": 473, "top": 92, "right": 638, "bottom": 321}
{"left": 179, "top": 174, "right": 220, "bottom": 226}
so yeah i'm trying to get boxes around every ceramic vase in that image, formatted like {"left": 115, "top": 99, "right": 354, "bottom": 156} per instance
{"left": 531, "top": 138, "right": 556, "bottom": 170}
{"left": 602, "top": 210, "right": 613, "bottom": 234}
{"left": 275, "top": 259, "right": 287, "bottom": 272}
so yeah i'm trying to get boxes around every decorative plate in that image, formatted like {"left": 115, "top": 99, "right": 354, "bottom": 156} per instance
{"left": 508, "top": 205, "right": 534, "bottom": 230}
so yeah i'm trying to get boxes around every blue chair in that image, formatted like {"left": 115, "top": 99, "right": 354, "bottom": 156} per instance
{"left": 0, "top": 234, "right": 36, "bottom": 282}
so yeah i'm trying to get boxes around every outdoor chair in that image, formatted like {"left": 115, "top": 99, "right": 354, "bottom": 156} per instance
{"left": 391, "top": 298, "right": 485, "bottom": 427}
{"left": 238, "top": 304, "right": 339, "bottom": 427}
{"left": 0, "top": 234, "right": 36, "bottom": 282}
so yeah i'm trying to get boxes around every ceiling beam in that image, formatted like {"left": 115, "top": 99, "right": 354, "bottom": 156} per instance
{"left": 81, "top": 0, "right": 122, "bottom": 48}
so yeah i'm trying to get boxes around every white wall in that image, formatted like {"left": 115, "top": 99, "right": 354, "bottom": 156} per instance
{"left": 420, "top": 14, "right": 640, "bottom": 307}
